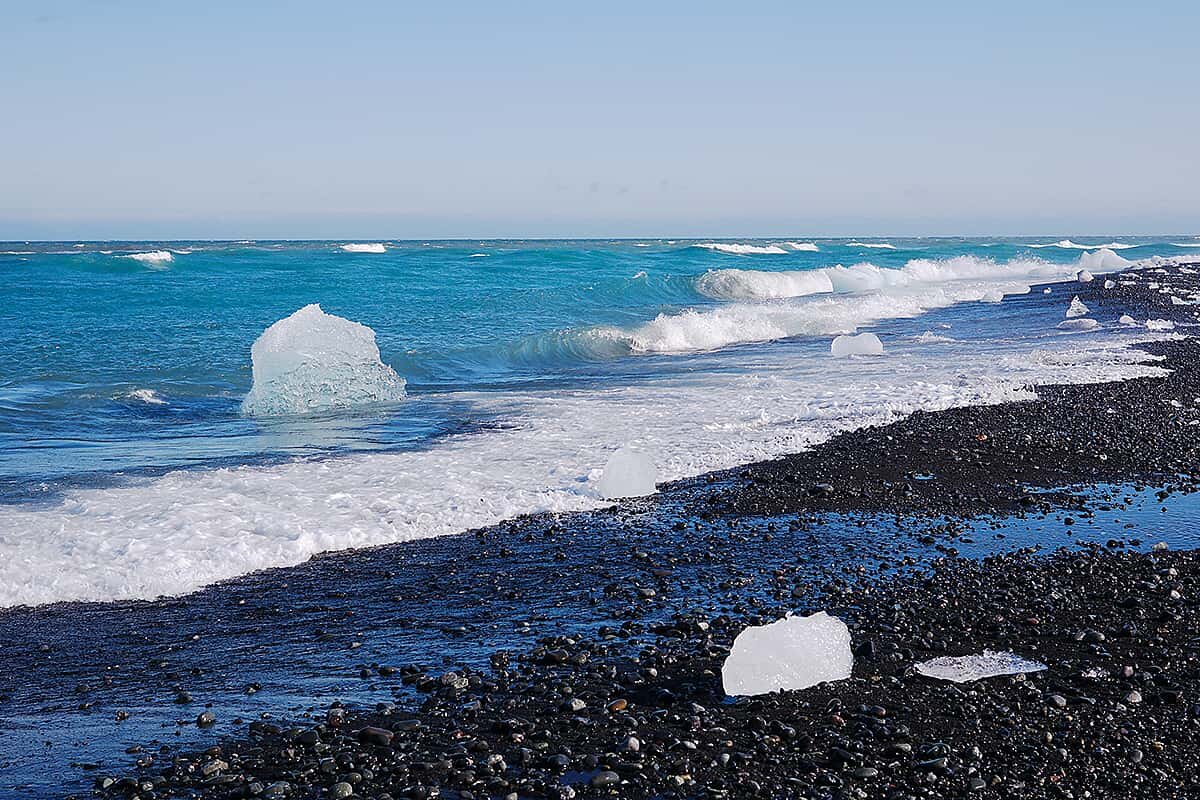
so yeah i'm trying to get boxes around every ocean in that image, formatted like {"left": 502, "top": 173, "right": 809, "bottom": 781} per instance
{"left": 1, "top": 237, "right": 1194, "bottom": 607}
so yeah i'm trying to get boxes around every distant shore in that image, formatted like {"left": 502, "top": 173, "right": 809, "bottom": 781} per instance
{"left": 6, "top": 259, "right": 1200, "bottom": 799}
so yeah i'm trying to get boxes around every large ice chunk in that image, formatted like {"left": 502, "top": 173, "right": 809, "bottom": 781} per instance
{"left": 831, "top": 332, "right": 884, "bottom": 357}
{"left": 915, "top": 650, "right": 1047, "bottom": 683}
{"left": 596, "top": 446, "right": 657, "bottom": 499}
{"left": 242, "top": 304, "right": 407, "bottom": 416}
{"left": 722, "top": 611, "right": 853, "bottom": 695}
{"left": 1066, "top": 296, "right": 1090, "bottom": 318}
{"left": 1077, "top": 248, "right": 1131, "bottom": 272}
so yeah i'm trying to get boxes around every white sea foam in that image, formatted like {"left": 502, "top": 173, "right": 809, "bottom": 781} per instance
{"left": 782, "top": 241, "right": 820, "bottom": 252}
{"left": 648, "top": 254, "right": 1111, "bottom": 353}
{"left": 695, "top": 268, "right": 835, "bottom": 301}
{"left": 0, "top": 326, "right": 1172, "bottom": 607}
{"left": 119, "top": 250, "right": 174, "bottom": 267}
{"left": 694, "top": 243, "right": 789, "bottom": 255}
{"left": 121, "top": 388, "right": 167, "bottom": 406}
{"left": 469, "top": 253, "right": 489, "bottom": 258}
{"left": 241, "top": 304, "right": 407, "bottom": 416}
{"left": 1027, "top": 239, "right": 1137, "bottom": 250}
{"left": 341, "top": 243, "right": 387, "bottom": 253}
{"left": 1172, "top": 243, "right": 1200, "bottom": 248}
{"left": 847, "top": 241, "right": 896, "bottom": 249}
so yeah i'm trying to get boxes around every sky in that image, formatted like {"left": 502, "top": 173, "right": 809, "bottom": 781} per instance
{"left": 2, "top": 1, "right": 1198, "bottom": 239}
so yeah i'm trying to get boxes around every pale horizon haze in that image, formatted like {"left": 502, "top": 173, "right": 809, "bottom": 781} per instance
{"left": 3, "top": 1, "right": 1198, "bottom": 239}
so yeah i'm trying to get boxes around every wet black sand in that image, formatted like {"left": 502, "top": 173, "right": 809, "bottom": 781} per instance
{"left": 5, "top": 259, "right": 1200, "bottom": 799}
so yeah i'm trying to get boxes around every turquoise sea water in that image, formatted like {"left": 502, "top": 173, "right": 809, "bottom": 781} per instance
{"left": 0, "top": 236, "right": 1193, "bottom": 606}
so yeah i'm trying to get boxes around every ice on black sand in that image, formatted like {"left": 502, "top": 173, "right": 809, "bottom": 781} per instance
{"left": 596, "top": 446, "right": 657, "bottom": 499}
{"left": 914, "top": 651, "right": 1047, "bottom": 683}
{"left": 722, "top": 611, "right": 853, "bottom": 695}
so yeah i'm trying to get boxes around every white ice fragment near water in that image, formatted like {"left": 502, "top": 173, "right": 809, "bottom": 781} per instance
{"left": 1104, "top": 280, "right": 1117, "bottom": 289}
{"left": 914, "top": 651, "right": 1047, "bottom": 683}
{"left": 1147, "top": 319, "right": 1176, "bottom": 331}
{"left": 1119, "top": 314, "right": 1138, "bottom": 326}
{"left": 831, "top": 332, "right": 884, "bottom": 357}
{"left": 1058, "top": 318, "right": 1100, "bottom": 332}
{"left": 1077, "top": 248, "right": 1132, "bottom": 272}
{"left": 1172, "top": 295, "right": 1191, "bottom": 306}
{"left": 722, "top": 612, "right": 853, "bottom": 695}
{"left": 1077, "top": 269, "right": 1094, "bottom": 283}
{"left": 341, "top": 243, "right": 387, "bottom": 253}
{"left": 1066, "top": 296, "right": 1090, "bottom": 318}
{"left": 981, "top": 289, "right": 1005, "bottom": 303}
{"left": 241, "top": 304, "right": 407, "bottom": 416}
{"left": 596, "top": 447, "right": 657, "bottom": 499}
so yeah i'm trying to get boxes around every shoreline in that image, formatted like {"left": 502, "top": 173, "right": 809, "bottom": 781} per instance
{"left": 4, "top": 258, "right": 1200, "bottom": 798}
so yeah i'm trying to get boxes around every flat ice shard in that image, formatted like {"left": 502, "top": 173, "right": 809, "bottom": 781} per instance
{"left": 1066, "top": 296, "right": 1090, "bottom": 318}
{"left": 596, "top": 446, "right": 657, "bottom": 499}
{"left": 1058, "top": 318, "right": 1099, "bottom": 331}
{"left": 722, "top": 611, "right": 853, "bottom": 695}
{"left": 242, "top": 304, "right": 407, "bottom": 416}
{"left": 831, "top": 332, "right": 884, "bottom": 357}
{"left": 914, "top": 650, "right": 1047, "bottom": 683}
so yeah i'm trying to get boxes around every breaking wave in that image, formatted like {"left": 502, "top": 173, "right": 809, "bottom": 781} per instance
{"left": 694, "top": 243, "right": 789, "bottom": 255}
{"left": 119, "top": 251, "right": 174, "bottom": 266}
{"left": 1027, "top": 239, "right": 1137, "bottom": 250}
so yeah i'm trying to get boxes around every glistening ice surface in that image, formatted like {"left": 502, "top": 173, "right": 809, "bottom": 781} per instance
{"left": 1, "top": 238, "right": 1194, "bottom": 606}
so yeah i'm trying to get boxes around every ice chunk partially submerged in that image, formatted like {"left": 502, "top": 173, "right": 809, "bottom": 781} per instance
{"left": 831, "top": 332, "right": 884, "bottom": 357}
{"left": 1077, "top": 269, "right": 1094, "bottom": 283}
{"left": 915, "top": 651, "right": 1047, "bottom": 683}
{"left": 596, "top": 447, "right": 657, "bottom": 499}
{"left": 1066, "top": 296, "right": 1090, "bottom": 318}
{"left": 242, "top": 304, "right": 407, "bottom": 416}
{"left": 1058, "top": 318, "right": 1099, "bottom": 332}
{"left": 722, "top": 611, "right": 853, "bottom": 695}
{"left": 1119, "top": 314, "right": 1138, "bottom": 326}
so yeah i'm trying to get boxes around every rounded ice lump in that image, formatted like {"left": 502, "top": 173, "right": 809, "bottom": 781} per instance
{"left": 722, "top": 611, "right": 853, "bottom": 695}
{"left": 242, "top": 304, "right": 406, "bottom": 416}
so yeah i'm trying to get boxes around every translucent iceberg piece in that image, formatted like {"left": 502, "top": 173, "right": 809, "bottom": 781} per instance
{"left": 1066, "top": 296, "right": 1090, "bottom": 318}
{"left": 914, "top": 650, "right": 1047, "bottom": 683}
{"left": 1058, "top": 318, "right": 1099, "bottom": 331}
{"left": 722, "top": 611, "right": 853, "bottom": 695}
{"left": 831, "top": 332, "right": 884, "bottom": 357}
{"left": 1077, "top": 248, "right": 1131, "bottom": 272}
{"left": 242, "top": 304, "right": 406, "bottom": 416}
{"left": 596, "top": 446, "right": 657, "bottom": 499}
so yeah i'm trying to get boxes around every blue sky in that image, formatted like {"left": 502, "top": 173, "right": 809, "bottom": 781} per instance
{"left": 2, "top": 1, "right": 1197, "bottom": 238}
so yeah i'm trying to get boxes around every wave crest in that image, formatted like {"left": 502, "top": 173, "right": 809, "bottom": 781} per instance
{"left": 694, "top": 242, "right": 789, "bottom": 255}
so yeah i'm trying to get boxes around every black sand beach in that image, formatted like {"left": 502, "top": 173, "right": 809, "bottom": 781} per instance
{"left": 5, "top": 260, "right": 1200, "bottom": 799}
